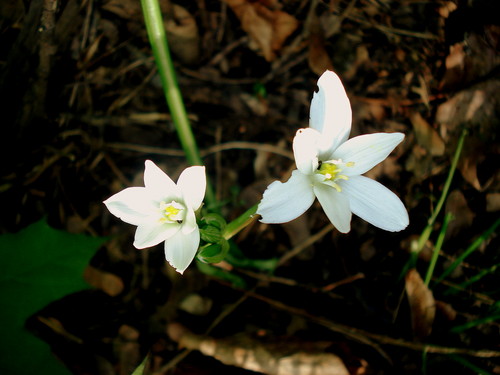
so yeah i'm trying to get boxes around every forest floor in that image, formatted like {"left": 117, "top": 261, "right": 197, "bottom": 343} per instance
{"left": 1, "top": 0, "right": 500, "bottom": 374}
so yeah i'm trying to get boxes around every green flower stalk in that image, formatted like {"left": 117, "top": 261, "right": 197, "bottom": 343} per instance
{"left": 140, "top": 0, "right": 215, "bottom": 206}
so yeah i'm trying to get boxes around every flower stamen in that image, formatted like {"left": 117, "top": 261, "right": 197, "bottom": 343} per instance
{"left": 316, "top": 160, "right": 354, "bottom": 191}
{"left": 159, "top": 200, "right": 185, "bottom": 224}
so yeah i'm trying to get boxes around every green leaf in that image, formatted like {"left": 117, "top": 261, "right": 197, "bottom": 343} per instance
{"left": 199, "top": 225, "right": 223, "bottom": 244}
{"left": 225, "top": 242, "right": 278, "bottom": 272}
{"left": 0, "top": 219, "right": 106, "bottom": 375}
{"left": 196, "top": 262, "right": 247, "bottom": 289}
{"left": 197, "top": 240, "right": 230, "bottom": 264}
{"left": 201, "top": 213, "right": 226, "bottom": 231}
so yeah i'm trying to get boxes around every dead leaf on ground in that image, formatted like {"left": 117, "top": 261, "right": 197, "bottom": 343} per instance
{"left": 307, "top": 13, "right": 333, "bottom": 75}
{"left": 486, "top": 193, "right": 500, "bottom": 212}
{"left": 164, "top": 5, "right": 200, "bottom": 65}
{"left": 224, "top": 0, "right": 298, "bottom": 61}
{"left": 436, "top": 80, "right": 500, "bottom": 191}
{"left": 84, "top": 266, "right": 124, "bottom": 297}
{"left": 435, "top": 301, "right": 457, "bottom": 322}
{"left": 167, "top": 323, "right": 349, "bottom": 375}
{"left": 365, "top": 156, "right": 402, "bottom": 181}
{"left": 440, "top": 31, "right": 500, "bottom": 90}
{"left": 444, "top": 190, "right": 475, "bottom": 239}
{"left": 410, "top": 111, "right": 445, "bottom": 157}
{"left": 405, "top": 269, "right": 436, "bottom": 340}
{"left": 116, "top": 325, "right": 141, "bottom": 375}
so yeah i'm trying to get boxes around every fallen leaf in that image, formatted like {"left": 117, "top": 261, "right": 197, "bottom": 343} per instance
{"left": 225, "top": 0, "right": 298, "bottom": 61}
{"left": 438, "top": 1, "right": 458, "bottom": 18}
{"left": 164, "top": 5, "right": 200, "bottom": 65}
{"left": 444, "top": 190, "right": 475, "bottom": 239}
{"left": 167, "top": 323, "right": 350, "bottom": 375}
{"left": 486, "top": 193, "right": 500, "bottom": 212}
{"left": 117, "top": 325, "right": 141, "bottom": 374}
{"left": 307, "top": 13, "right": 333, "bottom": 75}
{"left": 84, "top": 266, "right": 124, "bottom": 297}
{"left": 410, "top": 111, "right": 445, "bottom": 156}
{"left": 440, "top": 31, "right": 500, "bottom": 90}
{"left": 178, "top": 293, "right": 213, "bottom": 316}
{"left": 435, "top": 301, "right": 457, "bottom": 322}
{"left": 436, "top": 80, "right": 500, "bottom": 191}
{"left": 405, "top": 269, "right": 436, "bottom": 340}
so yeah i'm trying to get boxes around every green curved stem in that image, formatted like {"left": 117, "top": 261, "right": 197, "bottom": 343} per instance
{"left": 140, "top": 0, "right": 215, "bottom": 206}
{"left": 223, "top": 204, "right": 259, "bottom": 240}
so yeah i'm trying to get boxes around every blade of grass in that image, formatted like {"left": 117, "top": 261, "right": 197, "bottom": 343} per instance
{"left": 456, "top": 263, "right": 499, "bottom": 291}
{"left": 402, "top": 129, "right": 467, "bottom": 278}
{"left": 421, "top": 350, "right": 428, "bottom": 375}
{"left": 425, "top": 212, "right": 453, "bottom": 286}
{"left": 413, "top": 129, "right": 467, "bottom": 256}
{"left": 450, "top": 313, "right": 500, "bottom": 334}
{"left": 448, "top": 354, "right": 492, "bottom": 375}
{"left": 131, "top": 354, "right": 148, "bottom": 375}
{"left": 139, "top": 0, "right": 215, "bottom": 206}
{"left": 435, "top": 217, "right": 500, "bottom": 285}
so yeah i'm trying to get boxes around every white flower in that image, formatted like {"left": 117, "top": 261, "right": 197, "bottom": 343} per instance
{"left": 104, "top": 160, "right": 206, "bottom": 274}
{"left": 257, "top": 70, "right": 409, "bottom": 233}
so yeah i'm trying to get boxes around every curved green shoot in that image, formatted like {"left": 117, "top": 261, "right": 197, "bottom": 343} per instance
{"left": 139, "top": 0, "right": 215, "bottom": 206}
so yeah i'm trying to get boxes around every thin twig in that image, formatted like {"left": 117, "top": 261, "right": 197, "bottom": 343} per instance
{"left": 246, "top": 291, "right": 500, "bottom": 358}
{"left": 276, "top": 224, "right": 334, "bottom": 267}
{"left": 105, "top": 141, "right": 294, "bottom": 160}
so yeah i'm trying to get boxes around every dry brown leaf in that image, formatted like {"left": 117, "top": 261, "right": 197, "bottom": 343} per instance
{"left": 225, "top": 0, "right": 298, "bottom": 61}
{"left": 440, "top": 32, "right": 500, "bottom": 89}
{"left": 405, "top": 269, "right": 436, "bottom": 340}
{"left": 458, "top": 152, "right": 484, "bottom": 191}
{"left": 179, "top": 293, "right": 213, "bottom": 316}
{"left": 307, "top": 13, "right": 333, "bottom": 75}
{"left": 410, "top": 111, "right": 445, "bottom": 157}
{"left": 438, "top": 1, "right": 458, "bottom": 18}
{"left": 486, "top": 193, "right": 500, "bottom": 212}
{"left": 444, "top": 190, "right": 475, "bottom": 239}
{"left": 102, "top": 0, "right": 142, "bottom": 20}
{"left": 435, "top": 300, "right": 457, "bottom": 322}
{"left": 164, "top": 5, "right": 199, "bottom": 65}
{"left": 167, "top": 323, "right": 349, "bottom": 375}
{"left": 411, "top": 75, "right": 431, "bottom": 108}
{"left": 404, "top": 144, "right": 436, "bottom": 182}
{"left": 445, "top": 43, "right": 465, "bottom": 71}
{"left": 84, "top": 266, "right": 124, "bottom": 297}
{"left": 364, "top": 156, "right": 402, "bottom": 181}
{"left": 436, "top": 80, "right": 500, "bottom": 191}
{"left": 117, "top": 325, "right": 141, "bottom": 375}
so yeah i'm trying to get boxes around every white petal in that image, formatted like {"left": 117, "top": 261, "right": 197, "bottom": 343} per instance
{"left": 313, "top": 183, "right": 351, "bottom": 233}
{"left": 309, "top": 70, "right": 352, "bottom": 158}
{"left": 165, "top": 226, "right": 200, "bottom": 274}
{"left": 144, "top": 160, "right": 179, "bottom": 198}
{"left": 332, "top": 132, "right": 405, "bottom": 176}
{"left": 257, "top": 170, "right": 315, "bottom": 224}
{"left": 342, "top": 176, "right": 409, "bottom": 232}
{"left": 177, "top": 166, "right": 206, "bottom": 210}
{"left": 181, "top": 208, "right": 197, "bottom": 234}
{"left": 292, "top": 128, "right": 320, "bottom": 175}
{"left": 133, "top": 220, "right": 180, "bottom": 249}
{"left": 103, "top": 187, "right": 156, "bottom": 226}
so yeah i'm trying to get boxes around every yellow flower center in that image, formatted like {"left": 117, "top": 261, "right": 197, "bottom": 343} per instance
{"left": 316, "top": 160, "right": 354, "bottom": 192}
{"left": 159, "top": 201, "right": 185, "bottom": 224}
